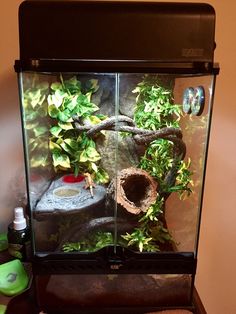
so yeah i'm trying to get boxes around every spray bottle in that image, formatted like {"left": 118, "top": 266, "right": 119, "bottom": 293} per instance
{"left": 7, "top": 207, "right": 30, "bottom": 260}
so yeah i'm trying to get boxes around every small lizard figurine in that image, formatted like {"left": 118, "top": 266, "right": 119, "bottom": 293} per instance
{"left": 83, "top": 172, "right": 95, "bottom": 198}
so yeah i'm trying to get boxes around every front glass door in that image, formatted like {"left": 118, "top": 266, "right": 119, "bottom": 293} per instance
{"left": 19, "top": 71, "right": 215, "bottom": 257}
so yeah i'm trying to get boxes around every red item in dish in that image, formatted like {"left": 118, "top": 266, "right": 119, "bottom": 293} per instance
{"left": 62, "top": 174, "right": 85, "bottom": 183}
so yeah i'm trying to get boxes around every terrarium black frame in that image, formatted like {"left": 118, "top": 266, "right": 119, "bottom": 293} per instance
{"left": 15, "top": 1, "right": 219, "bottom": 313}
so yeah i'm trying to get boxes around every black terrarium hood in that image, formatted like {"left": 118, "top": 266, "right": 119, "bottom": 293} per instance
{"left": 15, "top": 1, "right": 219, "bottom": 312}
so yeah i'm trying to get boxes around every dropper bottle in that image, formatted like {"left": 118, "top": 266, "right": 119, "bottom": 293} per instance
{"left": 7, "top": 207, "right": 30, "bottom": 260}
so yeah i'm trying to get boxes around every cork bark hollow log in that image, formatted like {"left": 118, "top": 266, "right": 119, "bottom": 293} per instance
{"left": 107, "top": 167, "right": 158, "bottom": 215}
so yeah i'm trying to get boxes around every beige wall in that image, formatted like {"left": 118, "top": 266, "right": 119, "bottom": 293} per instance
{"left": 193, "top": 1, "right": 236, "bottom": 313}
{"left": 0, "top": 1, "right": 236, "bottom": 313}
{"left": 0, "top": 0, "right": 25, "bottom": 230}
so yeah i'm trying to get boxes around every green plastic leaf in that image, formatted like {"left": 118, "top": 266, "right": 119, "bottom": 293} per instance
{"left": 52, "top": 152, "right": 71, "bottom": 168}
{"left": 59, "top": 141, "right": 75, "bottom": 155}
{"left": 62, "top": 242, "right": 81, "bottom": 252}
{"left": 86, "top": 92, "right": 92, "bottom": 102}
{"left": 85, "top": 147, "right": 101, "bottom": 162}
{"left": 73, "top": 150, "right": 83, "bottom": 161}
{"left": 51, "top": 82, "right": 63, "bottom": 91}
{"left": 73, "top": 102, "right": 99, "bottom": 117}
{"left": 95, "top": 168, "right": 109, "bottom": 184}
{"left": 47, "top": 91, "right": 66, "bottom": 108}
{"left": 65, "top": 95, "right": 78, "bottom": 111}
{"left": 55, "top": 89, "right": 68, "bottom": 99}
{"left": 64, "top": 76, "right": 81, "bottom": 94}
{"left": 64, "top": 138, "right": 78, "bottom": 150}
{"left": 139, "top": 242, "right": 143, "bottom": 252}
{"left": 58, "top": 121, "right": 73, "bottom": 130}
{"left": 48, "top": 104, "right": 60, "bottom": 118}
{"left": 52, "top": 93, "right": 63, "bottom": 108}
{"left": 58, "top": 110, "right": 71, "bottom": 122}
{"left": 79, "top": 150, "right": 88, "bottom": 162}
{"left": 56, "top": 138, "right": 63, "bottom": 145}
{"left": 47, "top": 95, "right": 54, "bottom": 107}
{"left": 85, "top": 115, "right": 102, "bottom": 125}
{"left": 50, "top": 126, "right": 62, "bottom": 137}
{"left": 49, "top": 140, "right": 62, "bottom": 152}
{"left": 79, "top": 146, "right": 100, "bottom": 162}
{"left": 91, "top": 162, "right": 98, "bottom": 173}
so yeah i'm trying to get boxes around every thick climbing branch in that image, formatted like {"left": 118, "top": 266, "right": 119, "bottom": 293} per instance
{"left": 74, "top": 114, "right": 185, "bottom": 187}
{"left": 73, "top": 115, "right": 135, "bottom": 135}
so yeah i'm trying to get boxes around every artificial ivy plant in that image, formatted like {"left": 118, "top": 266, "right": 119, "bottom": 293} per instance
{"left": 121, "top": 75, "right": 193, "bottom": 252}
{"left": 23, "top": 74, "right": 109, "bottom": 184}
{"left": 47, "top": 75, "right": 109, "bottom": 184}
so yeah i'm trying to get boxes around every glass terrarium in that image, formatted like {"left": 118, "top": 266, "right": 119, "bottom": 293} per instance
{"left": 15, "top": 1, "right": 219, "bottom": 312}
{"left": 20, "top": 71, "right": 214, "bottom": 256}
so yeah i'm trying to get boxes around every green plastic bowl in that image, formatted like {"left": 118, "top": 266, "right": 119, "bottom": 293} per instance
{"left": 0, "top": 304, "right": 7, "bottom": 314}
{"left": 0, "top": 259, "right": 29, "bottom": 296}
